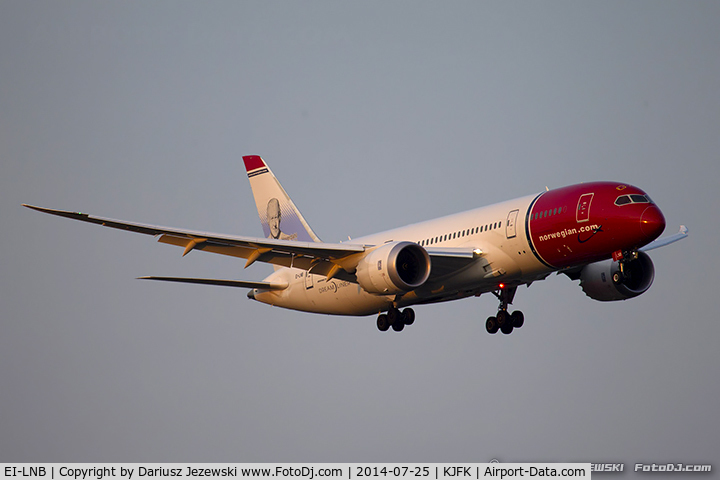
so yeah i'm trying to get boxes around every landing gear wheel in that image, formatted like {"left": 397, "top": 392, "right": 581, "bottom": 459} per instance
{"left": 377, "top": 314, "right": 390, "bottom": 331}
{"left": 402, "top": 308, "right": 415, "bottom": 325}
{"left": 490, "top": 285, "right": 522, "bottom": 335}
{"left": 391, "top": 318, "right": 405, "bottom": 331}
{"left": 486, "top": 316, "right": 499, "bottom": 334}
{"left": 501, "top": 321, "right": 514, "bottom": 335}
{"left": 511, "top": 311, "right": 524, "bottom": 328}
{"left": 496, "top": 310, "right": 509, "bottom": 326}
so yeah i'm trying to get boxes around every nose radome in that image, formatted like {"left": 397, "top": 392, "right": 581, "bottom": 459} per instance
{"left": 641, "top": 205, "right": 666, "bottom": 240}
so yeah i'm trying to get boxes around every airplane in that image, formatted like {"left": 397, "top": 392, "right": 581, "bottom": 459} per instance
{"left": 24, "top": 155, "right": 688, "bottom": 334}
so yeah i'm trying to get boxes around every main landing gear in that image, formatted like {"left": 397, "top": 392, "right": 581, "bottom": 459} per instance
{"left": 376, "top": 307, "right": 415, "bottom": 332}
{"left": 485, "top": 285, "right": 525, "bottom": 335}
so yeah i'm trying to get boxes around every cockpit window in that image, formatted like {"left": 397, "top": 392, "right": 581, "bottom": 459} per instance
{"left": 615, "top": 195, "right": 631, "bottom": 205}
{"left": 615, "top": 194, "right": 653, "bottom": 206}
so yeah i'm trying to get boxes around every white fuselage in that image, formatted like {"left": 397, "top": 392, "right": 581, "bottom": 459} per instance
{"left": 253, "top": 193, "right": 553, "bottom": 316}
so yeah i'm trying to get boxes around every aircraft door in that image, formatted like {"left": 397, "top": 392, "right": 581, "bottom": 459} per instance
{"left": 305, "top": 271, "right": 313, "bottom": 289}
{"left": 576, "top": 193, "right": 594, "bottom": 223}
{"left": 506, "top": 209, "right": 519, "bottom": 239}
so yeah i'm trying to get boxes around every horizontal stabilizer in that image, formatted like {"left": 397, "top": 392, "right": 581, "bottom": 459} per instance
{"left": 137, "top": 276, "right": 287, "bottom": 290}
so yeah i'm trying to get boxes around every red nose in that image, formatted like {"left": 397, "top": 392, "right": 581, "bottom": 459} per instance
{"left": 641, "top": 205, "right": 666, "bottom": 240}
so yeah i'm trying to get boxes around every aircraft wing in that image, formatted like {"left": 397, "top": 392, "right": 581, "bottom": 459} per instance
{"left": 640, "top": 225, "right": 689, "bottom": 252}
{"left": 24, "top": 204, "right": 486, "bottom": 284}
{"left": 23, "top": 205, "right": 365, "bottom": 278}
{"left": 424, "top": 246, "right": 484, "bottom": 280}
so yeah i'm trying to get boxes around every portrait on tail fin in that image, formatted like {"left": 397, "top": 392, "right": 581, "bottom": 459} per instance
{"left": 266, "top": 197, "right": 297, "bottom": 241}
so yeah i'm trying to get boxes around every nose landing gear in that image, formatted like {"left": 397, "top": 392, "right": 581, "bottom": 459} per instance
{"left": 486, "top": 285, "right": 524, "bottom": 335}
{"left": 613, "top": 250, "right": 640, "bottom": 285}
{"left": 376, "top": 307, "right": 415, "bottom": 332}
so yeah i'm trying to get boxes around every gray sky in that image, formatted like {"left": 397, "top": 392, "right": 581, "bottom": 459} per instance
{"left": 2, "top": 1, "right": 719, "bottom": 470}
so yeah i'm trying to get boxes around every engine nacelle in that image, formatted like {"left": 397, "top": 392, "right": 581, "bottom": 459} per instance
{"left": 355, "top": 241, "right": 431, "bottom": 294}
{"left": 579, "top": 251, "right": 655, "bottom": 301}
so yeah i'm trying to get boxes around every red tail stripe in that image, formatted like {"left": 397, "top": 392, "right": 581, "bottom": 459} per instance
{"left": 242, "top": 155, "right": 266, "bottom": 172}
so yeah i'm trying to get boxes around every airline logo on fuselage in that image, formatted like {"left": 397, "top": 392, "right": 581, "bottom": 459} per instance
{"left": 536, "top": 224, "right": 603, "bottom": 243}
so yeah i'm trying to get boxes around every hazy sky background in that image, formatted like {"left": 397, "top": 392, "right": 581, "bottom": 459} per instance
{"left": 2, "top": 1, "right": 719, "bottom": 472}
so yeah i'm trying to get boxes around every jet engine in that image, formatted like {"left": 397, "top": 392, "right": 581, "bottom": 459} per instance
{"left": 355, "top": 241, "right": 431, "bottom": 294}
{"left": 579, "top": 251, "right": 655, "bottom": 301}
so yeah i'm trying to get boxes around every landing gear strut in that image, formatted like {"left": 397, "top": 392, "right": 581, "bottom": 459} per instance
{"left": 613, "top": 250, "right": 640, "bottom": 285}
{"left": 376, "top": 307, "right": 415, "bottom": 332}
{"left": 486, "top": 285, "right": 524, "bottom": 335}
